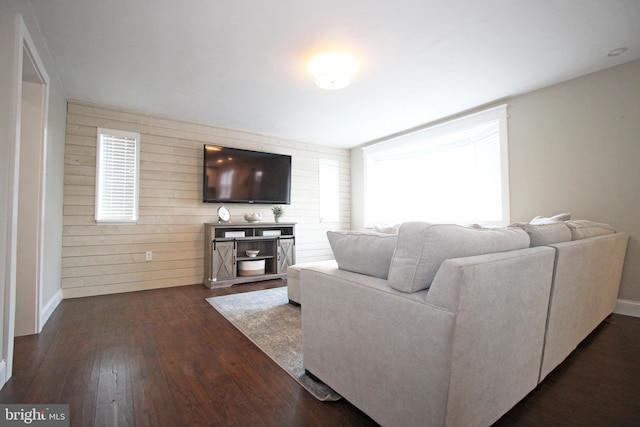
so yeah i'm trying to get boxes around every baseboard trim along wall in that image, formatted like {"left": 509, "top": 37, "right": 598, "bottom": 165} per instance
{"left": 40, "top": 289, "right": 63, "bottom": 330}
{"left": 614, "top": 299, "right": 640, "bottom": 318}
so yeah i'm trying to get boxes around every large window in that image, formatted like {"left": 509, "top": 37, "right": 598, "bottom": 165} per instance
{"left": 362, "top": 105, "right": 509, "bottom": 227}
{"left": 95, "top": 128, "right": 140, "bottom": 223}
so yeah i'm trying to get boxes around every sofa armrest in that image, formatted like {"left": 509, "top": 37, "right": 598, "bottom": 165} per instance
{"left": 300, "top": 266, "right": 453, "bottom": 427}
{"left": 425, "top": 246, "right": 555, "bottom": 426}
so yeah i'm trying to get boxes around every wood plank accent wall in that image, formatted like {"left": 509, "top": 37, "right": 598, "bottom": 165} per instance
{"left": 63, "top": 101, "right": 351, "bottom": 298}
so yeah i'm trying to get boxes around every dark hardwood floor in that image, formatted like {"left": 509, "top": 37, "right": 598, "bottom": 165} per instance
{"left": 1, "top": 280, "right": 639, "bottom": 427}
{"left": 494, "top": 312, "right": 640, "bottom": 427}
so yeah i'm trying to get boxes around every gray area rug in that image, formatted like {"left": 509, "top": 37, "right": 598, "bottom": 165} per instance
{"left": 206, "top": 287, "right": 341, "bottom": 401}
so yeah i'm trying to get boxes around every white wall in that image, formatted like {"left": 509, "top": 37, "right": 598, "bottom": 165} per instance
{"left": 352, "top": 59, "right": 640, "bottom": 304}
{"left": 42, "top": 71, "right": 66, "bottom": 311}
{"left": 0, "top": 0, "right": 66, "bottom": 382}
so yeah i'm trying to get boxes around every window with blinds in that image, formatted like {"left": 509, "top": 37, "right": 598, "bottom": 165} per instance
{"left": 362, "top": 105, "right": 509, "bottom": 227}
{"left": 95, "top": 128, "right": 140, "bottom": 223}
{"left": 319, "top": 158, "right": 339, "bottom": 222}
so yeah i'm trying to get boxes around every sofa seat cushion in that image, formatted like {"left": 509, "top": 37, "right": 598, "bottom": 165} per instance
{"left": 387, "top": 222, "right": 530, "bottom": 293}
{"left": 566, "top": 220, "right": 616, "bottom": 240}
{"left": 327, "top": 230, "right": 398, "bottom": 279}
{"left": 509, "top": 222, "right": 572, "bottom": 247}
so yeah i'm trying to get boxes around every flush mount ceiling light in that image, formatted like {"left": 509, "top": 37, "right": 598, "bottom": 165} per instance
{"left": 308, "top": 51, "right": 358, "bottom": 90}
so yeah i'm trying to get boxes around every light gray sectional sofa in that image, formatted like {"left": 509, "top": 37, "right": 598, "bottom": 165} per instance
{"left": 293, "top": 218, "right": 628, "bottom": 427}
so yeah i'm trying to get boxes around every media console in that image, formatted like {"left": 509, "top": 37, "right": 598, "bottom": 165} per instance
{"left": 203, "top": 222, "right": 296, "bottom": 288}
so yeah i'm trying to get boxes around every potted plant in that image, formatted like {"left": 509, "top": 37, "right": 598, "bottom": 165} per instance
{"left": 271, "top": 205, "right": 284, "bottom": 223}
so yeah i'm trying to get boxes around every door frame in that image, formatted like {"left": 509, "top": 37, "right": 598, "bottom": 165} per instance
{"left": 2, "top": 13, "right": 49, "bottom": 384}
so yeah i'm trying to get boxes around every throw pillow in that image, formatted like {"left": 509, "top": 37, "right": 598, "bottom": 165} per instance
{"left": 508, "top": 222, "right": 572, "bottom": 247}
{"left": 327, "top": 231, "right": 398, "bottom": 279}
{"left": 565, "top": 220, "right": 616, "bottom": 240}
{"left": 372, "top": 222, "right": 401, "bottom": 234}
{"left": 529, "top": 212, "right": 572, "bottom": 225}
{"left": 387, "top": 222, "right": 530, "bottom": 293}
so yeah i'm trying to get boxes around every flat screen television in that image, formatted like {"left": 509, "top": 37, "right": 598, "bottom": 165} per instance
{"left": 203, "top": 145, "right": 292, "bottom": 204}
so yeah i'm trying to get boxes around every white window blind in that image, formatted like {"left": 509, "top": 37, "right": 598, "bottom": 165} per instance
{"left": 319, "top": 159, "right": 339, "bottom": 222}
{"left": 362, "top": 105, "right": 509, "bottom": 227}
{"left": 95, "top": 128, "right": 140, "bottom": 223}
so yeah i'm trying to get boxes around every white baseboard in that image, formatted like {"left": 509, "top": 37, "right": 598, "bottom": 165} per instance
{"left": 0, "top": 359, "right": 6, "bottom": 388}
{"left": 614, "top": 299, "right": 640, "bottom": 318}
{"left": 40, "top": 289, "right": 63, "bottom": 331}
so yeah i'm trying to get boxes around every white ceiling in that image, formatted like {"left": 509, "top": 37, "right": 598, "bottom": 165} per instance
{"left": 31, "top": 0, "right": 640, "bottom": 148}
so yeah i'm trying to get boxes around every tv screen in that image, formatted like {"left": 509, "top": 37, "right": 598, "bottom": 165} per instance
{"left": 203, "top": 145, "right": 292, "bottom": 204}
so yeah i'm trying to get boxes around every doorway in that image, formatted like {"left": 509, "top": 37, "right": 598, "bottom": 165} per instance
{"left": 15, "top": 43, "right": 48, "bottom": 336}
{"left": 3, "top": 13, "right": 49, "bottom": 383}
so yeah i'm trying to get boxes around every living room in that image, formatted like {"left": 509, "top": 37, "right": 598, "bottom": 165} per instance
{"left": 1, "top": 1, "right": 639, "bottom": 425}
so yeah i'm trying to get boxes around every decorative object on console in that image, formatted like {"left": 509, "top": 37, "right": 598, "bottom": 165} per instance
{"left": 272, "top": 205, "right": 284, "bottom": 223}
{"left": 238, "top": 259, "right": 266, "bottom": 276}
{"left": 244, "top": 212, "right": 262, "bottom": 222}
{"left": 224, "top": 230, "right": 246, "bottom": 238}
{"left": 217, "top": 206, "right": 230, "bottom": 223}
{"left": 245, "top": 250, "right": 260, "bottom": 257}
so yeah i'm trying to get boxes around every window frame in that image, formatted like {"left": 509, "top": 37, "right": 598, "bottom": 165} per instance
{"left": 362, "top": 104, "right": 510, "bottom": 227}
{"left": 95, "top": 127, "right": 140, "bottom": 223}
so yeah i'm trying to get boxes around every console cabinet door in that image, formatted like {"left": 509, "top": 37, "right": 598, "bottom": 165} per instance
{"left": 277, "top": 237, "right": 295, "bottom": 273}
{"left": 211, "top": 240, "right": 236, "bottom": 281}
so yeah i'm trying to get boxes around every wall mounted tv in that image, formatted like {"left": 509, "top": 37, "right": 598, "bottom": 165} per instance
{"left": 203, "top": 145, "right": 292, "bottom": 204}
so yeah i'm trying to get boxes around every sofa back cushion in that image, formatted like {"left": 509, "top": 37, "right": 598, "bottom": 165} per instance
{"left": 327, "top": 231, "right": 398, "bottom": 279}
{"left": 508, "top": 222, "right": 572, "bottom": 247}
{"left": 566, "top": 220, "right": 616, "bottom": 240}
{"left": 387, "top": 222, "right": 530, "bottom": 293}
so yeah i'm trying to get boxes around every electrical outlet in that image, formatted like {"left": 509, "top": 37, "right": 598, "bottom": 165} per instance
{"left": 145, "top": 251, "right": 152, "bottom": 261}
